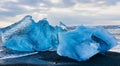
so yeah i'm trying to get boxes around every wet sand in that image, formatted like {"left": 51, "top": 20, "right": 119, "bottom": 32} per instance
{"left": 0, "top": 51, "right": 120, "bottom": 66}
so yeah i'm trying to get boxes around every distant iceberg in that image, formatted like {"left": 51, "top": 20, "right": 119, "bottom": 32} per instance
{"left": 0, "top": 15, "right": 118, "bottom": 61}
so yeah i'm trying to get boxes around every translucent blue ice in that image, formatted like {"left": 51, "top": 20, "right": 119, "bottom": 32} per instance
{"left": 4, "top": 16, "right": 65, "bottom": 51}
{"left": 0, "top": 15, "right": 35, "bottom": 45}
{"left": 57, "top": 26, "right": 117, "bottom": 61}
{"left": 0, "top": 15, "right": 118, "bottom": 61}
{"left": 28, "top": 19, "right": 64, "bottom": 51}
{"left": 5, "top": 35, "right": 34, "bottom": 51}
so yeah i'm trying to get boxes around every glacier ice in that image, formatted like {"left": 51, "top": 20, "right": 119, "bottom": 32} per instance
{"left": 0, "top": 15, "right": 118, "bottom": 61}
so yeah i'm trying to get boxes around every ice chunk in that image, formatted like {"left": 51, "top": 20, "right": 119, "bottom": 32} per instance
{"left": 92, "top": 27, "right": 117, "bottom": 53}
{"left": 57, "top": 26, "right": 117, "bottom": 61}
{"left": 4, "top": 18, "right": 65, "bottom": 52}
{"left": 0, "top": 15, "right": 35, "bottom": 44}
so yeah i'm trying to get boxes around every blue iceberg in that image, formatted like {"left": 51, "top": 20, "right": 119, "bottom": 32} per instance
{"left": 57, "top": 26, "right": 117, "bottom": 61}
{"left": 0, "top": 15, "right": 118, "bottom": 61}
{"left": 4, "top": 16, "right": 65, "bottom": 51}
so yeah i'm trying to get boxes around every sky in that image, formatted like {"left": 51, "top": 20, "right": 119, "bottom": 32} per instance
{"left": 0, "top": 0, "right": 120, "bottom": 27}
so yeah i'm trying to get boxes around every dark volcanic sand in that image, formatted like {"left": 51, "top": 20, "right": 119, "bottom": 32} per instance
{"left": 0, "top": 51, "right": 120, "bottom": 66}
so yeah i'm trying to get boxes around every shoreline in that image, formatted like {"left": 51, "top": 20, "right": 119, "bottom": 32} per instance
{"left": 0, "top": 51, "right": 120, "bottom": 66}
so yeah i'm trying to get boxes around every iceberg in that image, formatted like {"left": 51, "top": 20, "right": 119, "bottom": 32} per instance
{"left": 4, "top": 16, "right": 65, "bottom": 51}
{"left": 0, "top": 15, "right": 118, "bottom": 61}
{"left": 57, "top": 26, "right": 117, "bottom": 61}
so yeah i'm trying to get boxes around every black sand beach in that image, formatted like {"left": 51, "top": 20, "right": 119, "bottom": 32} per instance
{"left": 0, "top": 51, "right": 120, "bottom": 66}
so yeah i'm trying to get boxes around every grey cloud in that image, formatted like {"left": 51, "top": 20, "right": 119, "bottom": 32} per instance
{"left": 75, "top": 0, "right": 120, "bottom": 6}
{"left": 95, "top": 15, "right": 120, "bottom": 21}
{"left": 0, "top": 0, "right": 120, "bottom": 25}
{"left": 76, "top": 0, "right": 92, "bottom": 3}
{"left": 17, "top": 0, "right": 43, "bottom": 6}
{"left": 0, "top": 9, "right": 26, "bottom": 17}
{"left": 17, "top": 0, "right": 76, "bottom": 8}
{"left": 56, "top": 0, "right": 76, "bottom": 8}
{"left": 0, "top": 1, "right": 27, "bottom": 17}
{"left": 47, "top": 13, "right": 99, "bottom": 25}
{"left": 0, "top": 0, "right": 76, "bottom": 18}
{"left": 93, "top": 0, "right": 120, "bottom": 6}
{"left": 105, "top": 0, "right": 120, "bottom": 5}
{"left": 47, "top": 12, "right": 120, "bottom": 26}
{"left": 1, "top": 4, "right": 24, "bottom": 11}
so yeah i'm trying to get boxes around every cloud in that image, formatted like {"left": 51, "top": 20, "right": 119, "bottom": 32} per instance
{"left": 75, "top": 0, "right": 120, "bottom": 6}
{"left": 0, "top": 0, "right": 120, "bottom": 27}
{"left": 102, "top": 0, "right": 120, "bottom": 5}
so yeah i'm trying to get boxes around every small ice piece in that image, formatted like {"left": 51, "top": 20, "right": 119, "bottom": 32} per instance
{"left": 57, "top": 26, "right": 117, "bottom": 61}
{"left": 59, "top": 22, "right": 67, "bottom": 30}
{"left": 59, "top": 22, "right": 76, "bottom": 30}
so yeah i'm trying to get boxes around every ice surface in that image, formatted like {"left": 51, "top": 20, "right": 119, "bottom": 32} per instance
{"left": 0, "top": 15, "right": 118, "bottom": 61}
{"left": 5, "top": 35, "right": 34, "bottom": 51}
{"left": 0, "top": 15, "right": 35, "bottom": 45}
{"left": 31, "top": 19, "right": 55, "bottom": 51}
{"left": 28, "top": 19, "right": 64, "bottom": 51}
{"left": 57, "top": 26, "right": 117, "bottom": 61}
{"left": 92, "top": 27, "right": 117, "bottom": 53}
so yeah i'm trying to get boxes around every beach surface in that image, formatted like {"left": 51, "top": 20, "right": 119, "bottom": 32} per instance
{"left": 0, "top": 51, "right": 120, "bottom": 66}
